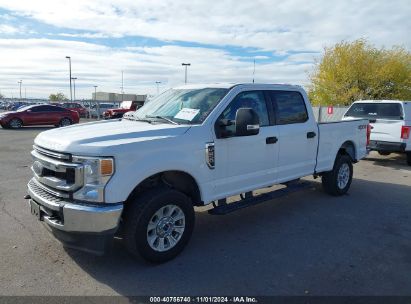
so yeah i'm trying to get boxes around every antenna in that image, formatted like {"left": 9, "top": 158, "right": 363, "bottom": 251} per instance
{"left": 252, "top": 59, "right": 255, "bottom": 83}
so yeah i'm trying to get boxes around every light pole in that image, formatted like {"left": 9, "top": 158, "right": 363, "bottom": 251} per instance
{"left": 71, "top": 77, "right": 77, "bottom": 101}
{"left": 17, "top": 80, "right": 22, "bottom": 100}
{"left": 65, "top": 56, "right": 72, "bottom": 101}
{"left": 181, "top": 63, "right": 191, "bottom": 84}
{"left": 121, "top": 70, "right": 124, "bottom": 103}
{"left": 155, "top": 81, "right": 161, "bottom": 95}
{"left": 94, "top": 85, "right": 99, "bottom": 120}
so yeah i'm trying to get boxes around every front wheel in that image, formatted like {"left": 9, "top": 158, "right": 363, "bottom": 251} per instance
{"left": 59, "top": 118, "right": 72, "bottom": 127}
{"left": 8, "top": 118, "right": 22, "bottom": 129}
{"left": 124, "top": 188, "right": 195, "bottom": 263}
{"left": 322, "top": 154, "right": 353, "bottom": 196}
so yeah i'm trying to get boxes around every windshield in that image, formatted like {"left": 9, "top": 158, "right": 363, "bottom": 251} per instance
{"left": 345, "top": 103, "right": 403, "bottom": 120}
{"left": 132, "top": 88, "right": 229, "bottom": 124}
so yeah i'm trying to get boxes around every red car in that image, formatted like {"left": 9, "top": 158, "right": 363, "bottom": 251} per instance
{"left": 103, "top": 100, "right": 143, "bottom": 119}
{"left": 0, "top": 104, "right": 79, "bottom": 129}
{"left": 59, "top": 102, "right": 89, "bottom": 117}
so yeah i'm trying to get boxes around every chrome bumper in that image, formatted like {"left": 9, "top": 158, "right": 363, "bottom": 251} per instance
{"left": 27, "top": 178, "right": 123, "bottom": 233}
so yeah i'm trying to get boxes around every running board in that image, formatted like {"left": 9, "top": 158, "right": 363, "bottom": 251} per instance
{"left": 208, "top": 181, "right": 312, "bottom": 215}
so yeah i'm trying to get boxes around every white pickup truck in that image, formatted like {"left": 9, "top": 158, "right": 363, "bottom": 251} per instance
{"left": 26, "top": 83, "right": 369, "bottom": 262}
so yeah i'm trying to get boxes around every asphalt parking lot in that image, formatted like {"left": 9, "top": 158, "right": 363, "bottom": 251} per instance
{"left": 1, "top": 124, "right": 411, "bottom": 296}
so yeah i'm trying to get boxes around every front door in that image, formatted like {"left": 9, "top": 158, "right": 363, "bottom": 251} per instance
{"left": 213, "top": 90, "right": 279, "bottom": 199}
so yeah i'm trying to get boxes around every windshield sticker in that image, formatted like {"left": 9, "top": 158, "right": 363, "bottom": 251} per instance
{"left": 174, "top": 108, "right": 200, "bottom": 121}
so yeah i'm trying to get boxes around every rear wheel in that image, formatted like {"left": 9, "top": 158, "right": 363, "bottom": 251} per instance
{"left": 124, "top": 187, "right": 195, "bottom": 263}
{"left": 59, "top": 117, "right": 72, "bottom": 127}
{"left": 8, "top": 118, "right": 22, "bottom": 129}
{"left": 322, "top": 154, "right": 353, "bottom": 196}
{"left": 406, "top": 152, "right": 411, "bottom": 166}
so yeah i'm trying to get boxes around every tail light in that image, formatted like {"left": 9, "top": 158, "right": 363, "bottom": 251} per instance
{"left": 366, "top": 124, "right": 371, "bottom": 146}
{"left": 401, "top": 126, "right": 410, "bottom": 139}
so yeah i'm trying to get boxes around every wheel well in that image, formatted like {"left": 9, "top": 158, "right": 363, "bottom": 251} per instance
{"left": 126, "top": 171, "right": 202, "bottom": 206}
{"left": 338, "top": 141, "right": 356, "bottom": 161}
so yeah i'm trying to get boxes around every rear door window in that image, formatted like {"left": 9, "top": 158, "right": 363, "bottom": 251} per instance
{"left": 345, "top": 103, "right": 403, "bottom": 120}
{"left": 269, "top": 91, "right": 308, "bottom": 124}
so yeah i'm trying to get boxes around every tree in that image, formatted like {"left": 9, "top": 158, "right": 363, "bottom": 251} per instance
{"left": 308, "top": 39, "right": 411, "bottom": 106}
{"left": 49, "top": 92, "right": 68, "bottom": 102}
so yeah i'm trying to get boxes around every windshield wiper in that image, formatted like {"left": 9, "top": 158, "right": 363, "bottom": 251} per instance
{"left": 146, "top": 115, "right": 179, "bottom": 125}
{"left": 125, "top": 116, "right": 154, "bottom": 124}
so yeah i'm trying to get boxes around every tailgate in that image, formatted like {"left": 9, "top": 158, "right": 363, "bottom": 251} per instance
{"left": 370, "top": 119, "right": 404, "bottom": 142}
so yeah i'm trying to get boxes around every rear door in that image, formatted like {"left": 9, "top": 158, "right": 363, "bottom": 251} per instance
{"left": 268, "top": 90, "right": 318, "bottom": 182}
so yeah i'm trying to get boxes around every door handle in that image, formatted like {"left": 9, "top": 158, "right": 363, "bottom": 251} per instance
{"left": 266, "top": 136, "right": 278, "bottom": 144}
{"left": 307, "top": 131, "right": 316, "bottom": 138}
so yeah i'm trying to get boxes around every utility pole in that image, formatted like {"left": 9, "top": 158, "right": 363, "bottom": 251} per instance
{"left": 94, "top": 85, "right": 99, "bottom": 120}
{"left": 71, "top": 77, "right": 77, "bottom": 101}
{"left": 18, "top": 80, "right": 22, "bottom": 100}
{"left": 65, "top": 56, "right": 72, "bottom": 101}
{"left": 252, "top": 58, "right": 255, "bottom": 83}
{"left": 181, "top": 63, "right": 191, "bottom": 84}
{"left": 155, "top": 81, "right": 161, "bottom": 95}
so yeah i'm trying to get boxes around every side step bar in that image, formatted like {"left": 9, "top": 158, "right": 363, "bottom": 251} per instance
{"left": 208, "top": 181, "right": 312, "bottom": 215}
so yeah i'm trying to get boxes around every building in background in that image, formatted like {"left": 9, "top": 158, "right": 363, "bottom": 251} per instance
{"left": 92, "top": 92, "right": 147, "bottom": 103}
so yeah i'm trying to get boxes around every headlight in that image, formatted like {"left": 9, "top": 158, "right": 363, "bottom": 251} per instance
{"left": 72, "top": 156, "right": 114, "bottom": 202}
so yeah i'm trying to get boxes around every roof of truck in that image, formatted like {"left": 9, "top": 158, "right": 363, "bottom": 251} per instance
{"left": 353, "top": 99, "right": 409, "bottom": 104}
{"left": 173, "top": 83, "right": 302, "bottom": 90}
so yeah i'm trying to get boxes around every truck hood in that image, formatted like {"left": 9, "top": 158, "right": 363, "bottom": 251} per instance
{"left": 34, "top": 119, "right": 190, "bottom": 156}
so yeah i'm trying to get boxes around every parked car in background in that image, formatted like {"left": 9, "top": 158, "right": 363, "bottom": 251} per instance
{"left": 343, "top": 100, "right": 411, "bottom": 165}
{"left": 0, "top": 104, "right": 79, "bottom": 129}
{"left": 103, "top": 100, "right": 144, "bottom": 119}
{"left": 59, "top": 102, "right": 88, "bottom": 118}
{"left": 89, "top": 103, "right": 115, "bottom": 118}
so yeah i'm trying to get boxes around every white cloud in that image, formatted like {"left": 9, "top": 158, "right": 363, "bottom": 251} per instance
{"left": 0, "top": 0, "right": 410, "bottom": 51}
{"left": 0, "top": 24, "right": 20, "bottom": 34}
{"left": 0, "top": 0, "right": 409, "bottom": 98}
{"left": 0, "top": 39, "right": 310, "bottom": 98}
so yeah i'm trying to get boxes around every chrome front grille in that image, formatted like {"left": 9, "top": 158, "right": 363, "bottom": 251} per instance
{"left": 28, "top": 178, "right": 67, "bottom": 210}
{"left": 31, "top": 145, "right": 84, "bottom": 194}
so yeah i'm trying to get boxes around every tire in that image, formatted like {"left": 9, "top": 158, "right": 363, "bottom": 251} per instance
{"left": 124, "top": 187, "right": 195, "bottom": 263}
{"left": 407, "top": 152, "right": 411, "bottom": 166}
{"left": 378, "top": 151, "right": 391, "bottom": 156}
{"left": 59, "top": 118, "right": 72, "bottom": 127}
{"left": 8, "top": 118, "right": 22, "bottom": 129}
{"left": 322, "top": 154, "right": 353, "bottom": 196}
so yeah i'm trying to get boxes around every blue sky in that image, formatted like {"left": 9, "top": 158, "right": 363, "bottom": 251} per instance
{"left": 0, "top": 0, "right": 410, "bottom": 98}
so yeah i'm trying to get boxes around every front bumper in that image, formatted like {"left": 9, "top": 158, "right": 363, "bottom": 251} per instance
{"left": 27, "top": 178, "right": 123, "bottom": 254}
{"left": 368, "top": 140, "right": 406, "bottom": 153}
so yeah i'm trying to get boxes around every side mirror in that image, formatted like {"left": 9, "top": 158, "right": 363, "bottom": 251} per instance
{"left": 235, "top": 108, "right": 260, "bottom": 136}
{"left": 26, "top": 109, "right": 32, "bottom": 113}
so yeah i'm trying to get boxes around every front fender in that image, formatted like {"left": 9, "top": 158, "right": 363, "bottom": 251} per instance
{"left": 104, "top": 147, "right": 207, "bottom": 204}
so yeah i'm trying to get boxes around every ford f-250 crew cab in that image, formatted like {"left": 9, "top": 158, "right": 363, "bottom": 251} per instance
{"left": 26, "top": 83, "right": 369, "bottom": 263}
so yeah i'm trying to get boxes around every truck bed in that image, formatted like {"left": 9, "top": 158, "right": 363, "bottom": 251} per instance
{"left": 315, "top": 119, "right": 368, "bottom": 173}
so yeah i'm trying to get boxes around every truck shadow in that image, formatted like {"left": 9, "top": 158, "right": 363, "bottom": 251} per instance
{"left": 363, "top": 152, "right": 409, "bottom": 170}
{"left": 65, "top": 178, "right": 411, "bottom": 296}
